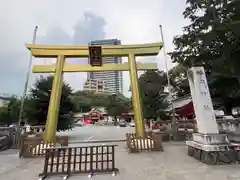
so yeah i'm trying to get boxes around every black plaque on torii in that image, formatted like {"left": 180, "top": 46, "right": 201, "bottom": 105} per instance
{"left": 89, "top": 46, "right": 102, "bottom": 66}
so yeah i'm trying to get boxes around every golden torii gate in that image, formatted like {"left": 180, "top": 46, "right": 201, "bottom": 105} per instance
{"left": 26, "top": 42, "right": 163, "bottom": 142}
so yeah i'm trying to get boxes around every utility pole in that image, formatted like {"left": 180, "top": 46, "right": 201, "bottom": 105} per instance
{"left": 159, "top": 25, "right": 177, "bottom": 140}
{"left": 17, "top": 26, "right": 38, "bottom": 131}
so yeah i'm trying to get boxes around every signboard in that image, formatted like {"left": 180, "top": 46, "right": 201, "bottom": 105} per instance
{"left": 89, "top": 46, "right": 102, "bottom": 66}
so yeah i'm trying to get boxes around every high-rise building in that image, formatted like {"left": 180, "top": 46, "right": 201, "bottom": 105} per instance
{"left": 83, "top": 79, "right": 111, "bottom": 94}
{"left": 88, "top": 39, "right": 123, "bottom": 94}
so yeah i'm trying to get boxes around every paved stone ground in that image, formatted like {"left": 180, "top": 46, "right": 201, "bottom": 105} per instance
{"left": 0, "top": 149, "right": 43, "bottom": 180}
{"left": 1, "top": 142, "right": 240, "bottom": 180}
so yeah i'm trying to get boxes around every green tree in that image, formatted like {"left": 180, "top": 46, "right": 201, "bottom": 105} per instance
{"left": 71, "top": 91, "right": 110, "bottom": 112}
{"left": 208, "top": 74, "right": 240, "bottom": 114}
{"left": 71, "top": 95, "right": 92, "bottom": 113}
{"left": 0, "top": 106, "right": 10, "bottom": 125}
{"left": 138, "top": 70, "right": 168, "bottom": 120}
{"left": 72, "top": 91, "right": 131, "bottom": 121}
{"left": 90, "top": 93, "right": 110, "bottom": 107}
{"left": 169, "top": 64, "right": 190, "bottom": 98}
{"left": 169, "top": 0, "right": 240, "bottom": 114}
{"left": 26, "top": 76, "right": 74, "bottom": 131}
{"left": 0, "top": 96, "right": 20, "bottom": 126}
{"left": 105, "top": 93, "right": 131, "bottom": 121}
{"left": 170, "top": 0, "right": 240, "bottom": 70}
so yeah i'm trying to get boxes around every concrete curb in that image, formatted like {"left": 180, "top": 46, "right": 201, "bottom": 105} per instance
{"left": 69, "top": 139, "right": 126, "bottom": 144}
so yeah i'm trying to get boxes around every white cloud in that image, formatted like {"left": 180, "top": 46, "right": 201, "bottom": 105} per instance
{"left": 0, "top": 0, "right": 188, "bottom": 97}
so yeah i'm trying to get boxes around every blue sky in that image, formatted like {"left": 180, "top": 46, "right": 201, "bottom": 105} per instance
{"left": 0, "top": 0, "right": 188, "bottom": 97}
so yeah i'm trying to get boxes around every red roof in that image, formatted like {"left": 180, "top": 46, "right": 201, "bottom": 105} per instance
{"left": 175, "top": 102, "right": 194, "bottom": 117}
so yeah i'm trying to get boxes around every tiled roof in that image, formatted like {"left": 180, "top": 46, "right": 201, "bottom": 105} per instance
{"left": 0, "top": 96, "right": 11, "bottom": 101}
{"left": 165, "top": 94, "right": 223, "bottom": 111}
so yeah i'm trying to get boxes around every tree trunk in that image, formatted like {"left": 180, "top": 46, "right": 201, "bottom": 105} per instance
{"left": 224, "top": 101, "right": 233, "bottom": 115}
{"left": 113, "top": 116, "right": 117, "bottom": 125}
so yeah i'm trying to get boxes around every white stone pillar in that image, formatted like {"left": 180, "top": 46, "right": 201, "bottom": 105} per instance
{"left": 187, "top": 67, "right": 219, "bottom": 134}
{"left": 150, "top": 120, "right": 153, "bottom": 131}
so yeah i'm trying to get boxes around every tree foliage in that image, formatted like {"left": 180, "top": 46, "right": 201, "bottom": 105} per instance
{"left": 26, "top": 76, "right": 75, "bottom": 131}
{"left": 169, "top": 64, "right": 190, "bottom": 97}
{"left": 0, "top": 76, "right": 132, "bottom": 128}
{"left": 170, "top": 0, "right": 240, "bottom": 71}
{"left": 208, "top": 74, "right": 240, "bottom": 113}
{"left": 0, "top": 96, "right": 20, "bottom": 125}
{"left": 169, "top": 0, "right": 240, "bottom": 113}
{"left": 72, "top": 91, "right": 131, "bottom": 119}
{"left": 138, "top": 70, "right": 169, "bottom": 120}
{"left": 1, "top": 70, "right": 173, "bottom": 127}
{"left": 105, "top": 93, "right": 131, "bottom": 119}
{"left": 71, "top": 91, "right": 110, "bottom": 112}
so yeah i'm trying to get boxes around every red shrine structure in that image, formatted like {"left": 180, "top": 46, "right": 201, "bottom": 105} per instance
{"left": 73, "top": 107, "right": 134, "bottom": 124}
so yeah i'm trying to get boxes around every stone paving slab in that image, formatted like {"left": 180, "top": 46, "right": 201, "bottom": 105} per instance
{"left": 0, "top": 149, "right": 43, "bottom": 180}
{"left": 1, "top": 142, "right": 240, "bottom": 180}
